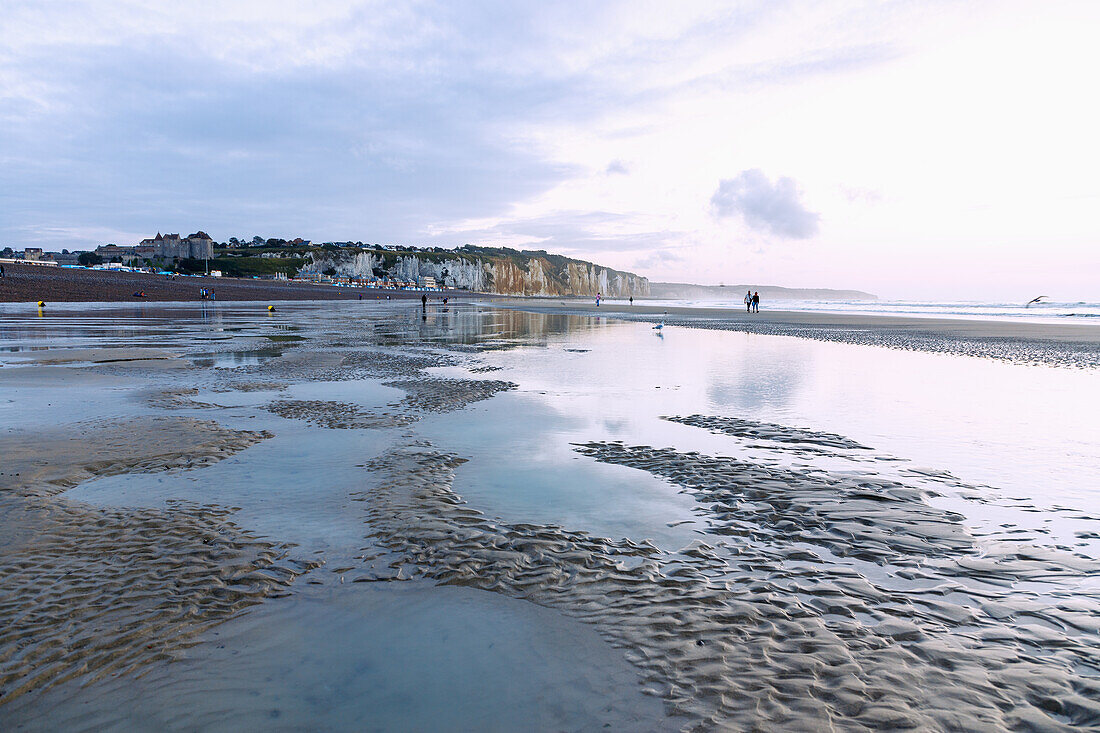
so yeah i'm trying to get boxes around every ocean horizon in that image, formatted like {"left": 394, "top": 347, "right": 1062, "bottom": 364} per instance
{"left": 629, "top": 297, "right": 1100, "bottom": 322}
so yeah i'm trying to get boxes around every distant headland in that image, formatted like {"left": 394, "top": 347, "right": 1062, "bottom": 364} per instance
{"left": 650, "top": 282, "right": 877, "bottom": 301}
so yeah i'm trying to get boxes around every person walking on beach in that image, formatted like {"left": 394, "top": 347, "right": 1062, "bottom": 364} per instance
{"left": 752, "top": 291, "right": 760, "bottom": 313}
{"left": 421, "top": 294, "right": 427, "bottom": 308}
{"left": 745, "top": 290, "right": 752, "bottom": 312}
{"left": 629, "top": 296, "right": 633, "bottom": 306}
{"left": 596, "top": 292, "right": 601, "bottom": 307}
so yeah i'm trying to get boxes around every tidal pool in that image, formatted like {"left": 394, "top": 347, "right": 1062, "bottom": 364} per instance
{"left": 1, "top": 300, "right": 1097, "bottom": 731}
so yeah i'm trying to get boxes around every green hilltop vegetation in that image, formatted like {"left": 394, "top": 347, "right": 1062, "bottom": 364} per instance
{"left": 206, "top": 241, "right": 643, "bottom": 286}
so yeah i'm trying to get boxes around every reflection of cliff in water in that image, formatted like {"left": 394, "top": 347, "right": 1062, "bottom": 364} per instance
{"left": 375, "top": 306, "right": 610, "bottom": 349}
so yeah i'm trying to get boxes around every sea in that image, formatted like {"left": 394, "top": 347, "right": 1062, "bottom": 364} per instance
{"left": 634, "top": 298, "right": 1100, "bottom": 322}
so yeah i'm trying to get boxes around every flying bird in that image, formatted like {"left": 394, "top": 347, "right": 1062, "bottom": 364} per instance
{"left": 1025, "top": 296, "right": 1048, "bottom": 307}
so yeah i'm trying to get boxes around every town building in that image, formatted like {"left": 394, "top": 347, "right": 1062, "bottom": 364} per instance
{"left": 48, "top": 251, "right": 80, "bottom": 265}
{"left": 95, "top": 244, "right": 137, "bottom": 261}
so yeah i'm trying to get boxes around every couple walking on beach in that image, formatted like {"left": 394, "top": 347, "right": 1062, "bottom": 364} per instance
{"left": 744, "top": 290, "right": 760, "bottom": 313}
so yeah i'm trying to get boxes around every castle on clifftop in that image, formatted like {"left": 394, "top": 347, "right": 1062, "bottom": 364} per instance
{"left": 95, "top": 231, "right": 214, "bottom": 263}
{"left": 138, "top": 232, "right": 214, "bottom": 260}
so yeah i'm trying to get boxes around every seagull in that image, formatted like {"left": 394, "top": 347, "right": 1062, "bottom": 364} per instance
{"left": 1025, "top": 296, "right": 1048, "bottom": 307}
{"left": 653, "top": 311, "right": 666, "bottom": 330}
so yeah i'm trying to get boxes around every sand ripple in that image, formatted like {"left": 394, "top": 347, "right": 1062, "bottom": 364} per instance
{"left": 574, "top": 441, "right": 970, "bottom": 564}
{"left": 263, "top": 399, "right": 415, "bottom": 429}
{"left": 351, "top": 444, "right": 1100, "bottom": 731}
{"left": 383, "top": 378, "right": 516, "bottom": 413}
{"left": 1, "top": 416, "right": 271, "bottom": 499}
{"left": 145, "top": 387, "right": 222, "bottom": 410}
{"left": 0, "top": 497, "right": 315, "bottom": 705}
{"left": 664, "top": 414, "right": 871, "bottom": 451}
{"left": 232, "top": 347, "right": 459, "bottom": 383}
{"left": 0, "top": 417, "right": 317, "bottom": 706}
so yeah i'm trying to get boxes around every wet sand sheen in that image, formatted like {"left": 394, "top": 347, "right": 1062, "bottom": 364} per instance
{"left": 1, "top": 301, "right": 1097, "bottom": 731}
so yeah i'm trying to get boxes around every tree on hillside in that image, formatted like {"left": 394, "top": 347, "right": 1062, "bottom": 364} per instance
{"left": 78, "top": 252, "right": 103, "bottom": 266}
{"left": 252, "top": 236, "right": 264, "bottom": 246}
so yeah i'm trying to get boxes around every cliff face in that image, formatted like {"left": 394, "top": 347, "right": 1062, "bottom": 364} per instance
{"left": 303, "top": 247, "right": 649, "bottom": 297}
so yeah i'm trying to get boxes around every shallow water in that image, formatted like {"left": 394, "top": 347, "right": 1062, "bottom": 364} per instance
{"left": 1, "top": 301, "right": 1098, "bottom": 731}
{"left": 637, "top": 297, "right": 1100, "bottom": 323}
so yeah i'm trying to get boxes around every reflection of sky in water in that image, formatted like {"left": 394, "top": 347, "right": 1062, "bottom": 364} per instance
{"left": 4, "top": 300, "right": 1098, "bottom": 552}
{"left": 4, "top": 301, "right": 1099, "bottom": 727}
{"left": 451, "top": 318, "right": 1099, "bottom": 515}
{"left": 705, "top": 333, "right": 811, "bottom": 409}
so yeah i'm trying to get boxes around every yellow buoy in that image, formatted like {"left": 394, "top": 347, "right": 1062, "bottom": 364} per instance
{"left": 268, "top": 305, "right": 275, "bottom": 311}
{"left": 37, "top": 301, "right": 45, "bottom": 307}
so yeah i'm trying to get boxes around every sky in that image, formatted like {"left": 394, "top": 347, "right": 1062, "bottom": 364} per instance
{"left": 2, "top": 1, "right": 1099, "bottom": 300}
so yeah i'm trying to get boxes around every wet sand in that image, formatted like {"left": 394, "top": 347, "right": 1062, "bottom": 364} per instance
{"left": 0, "top": 417, "right": 315, "bottom": 705}
{"left": 1, "top": 301, "right": 1098, "bottom": 731}
{"left": 488, "top": 297, "right": 1100, "bottom": 368}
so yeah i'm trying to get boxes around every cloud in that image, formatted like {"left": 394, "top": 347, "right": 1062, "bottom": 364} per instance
{"left": 425, "top": 209, "right": 682, "bottom": 258}
{"left": 605, "top": 159, "right": 629, "bottom": 175}
{"left": 0, "top": 2, "right": 896, "bottom": 252}
{"left": 632, "top": 247, "right": 685, "bottom": 270}
{"left": 710, "top": 169, "right": 819, "bottom": 239}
